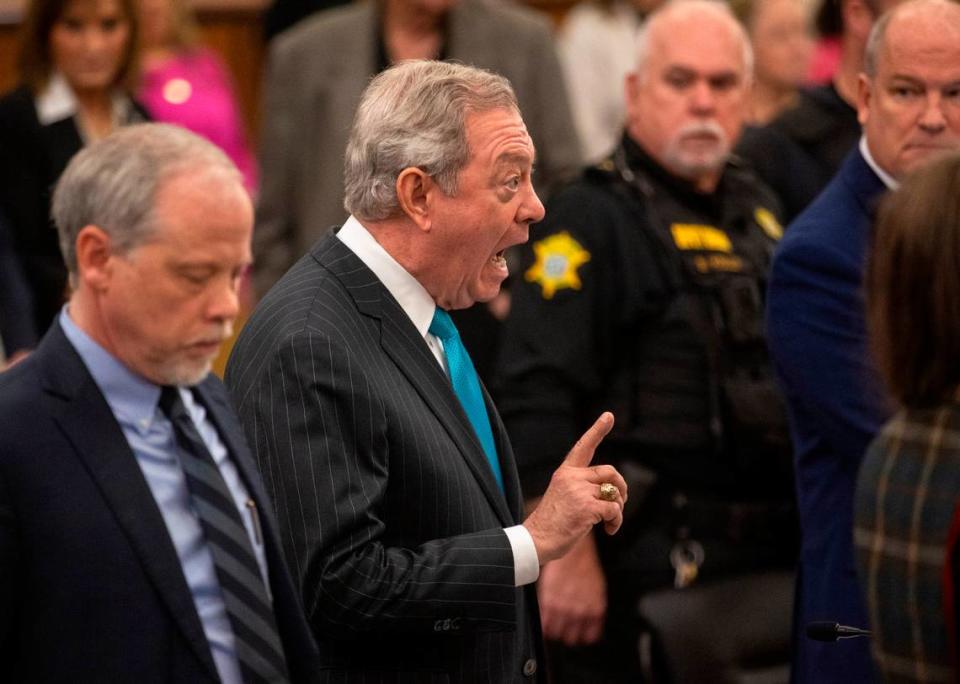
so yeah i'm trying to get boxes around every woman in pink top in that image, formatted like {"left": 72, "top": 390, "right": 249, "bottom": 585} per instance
{"left": 138, "top": 0, "right": 257, "bottom": 193}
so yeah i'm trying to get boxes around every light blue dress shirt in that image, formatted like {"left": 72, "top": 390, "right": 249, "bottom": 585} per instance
{"left": 60, "top": 309, "right": 270, "bottom": 684}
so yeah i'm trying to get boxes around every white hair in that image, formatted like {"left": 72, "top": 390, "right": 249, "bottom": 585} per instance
{"left": 634, "top": 0, "right": 754, "bottom": 80}
{"left": 343, "top": 60, "right": 519, "bottom": 222}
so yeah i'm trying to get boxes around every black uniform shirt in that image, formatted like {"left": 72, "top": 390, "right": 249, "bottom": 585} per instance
{"left": 497, "top": 135, "right": 784, "bottom": 496}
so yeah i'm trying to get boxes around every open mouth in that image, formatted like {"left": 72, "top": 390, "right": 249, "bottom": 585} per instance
{"left": 490, "top": 250, "right": 508, "bottom": 269}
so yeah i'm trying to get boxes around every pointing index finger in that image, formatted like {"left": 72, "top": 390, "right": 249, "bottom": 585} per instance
{"left": 563, "top": 412, "right": 615, "bottom": 468}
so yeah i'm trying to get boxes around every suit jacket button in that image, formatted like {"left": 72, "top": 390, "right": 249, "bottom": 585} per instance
{"left": 522, "top": 658, "right": 537, "bottom": 677}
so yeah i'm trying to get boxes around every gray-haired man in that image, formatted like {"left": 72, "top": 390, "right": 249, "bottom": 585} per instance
{"left": 0, "top": 123, "right": 318, "bottom": 683}
{"left": 226, "top": 61, "right": 627, "bottom": 683}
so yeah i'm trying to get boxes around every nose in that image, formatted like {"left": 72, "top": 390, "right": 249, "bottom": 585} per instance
{"left": 919, "top": 92, "right": 947, "bottom": 133}
{"left": 207, "top": 277, "right": 241, "bottom": 324}
{"left": 81, "top": 26, "right": 108, "bottom": 54}
{"left": 690, "top": 79, "right": 716, "bottom": 114}
{"left": 519, "top": 185, "right": 546, "bottom": 225}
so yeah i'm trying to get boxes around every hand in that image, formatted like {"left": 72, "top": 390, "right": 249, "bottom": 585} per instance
{"left": 538, "top": 534, "right": 607, "bottom": 646}
{"left": 522, "top": 412, "right": 627, "bottom": 563}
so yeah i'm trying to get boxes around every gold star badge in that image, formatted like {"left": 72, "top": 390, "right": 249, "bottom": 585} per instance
{"left": 525, "top": 231, "right": 591, "bottom": 300}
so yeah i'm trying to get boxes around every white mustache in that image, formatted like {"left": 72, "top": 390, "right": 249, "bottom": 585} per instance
{"left": 677, "top": 121, "right": 727, "bottom": 142}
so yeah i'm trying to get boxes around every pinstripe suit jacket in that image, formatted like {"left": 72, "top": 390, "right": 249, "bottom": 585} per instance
{"left": 226, "top": 236, "right": 544, "bottom": 683}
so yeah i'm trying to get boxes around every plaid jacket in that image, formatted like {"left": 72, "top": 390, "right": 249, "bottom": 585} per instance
{"left": 854, "top": 399, "right": 960, "bottom": 683}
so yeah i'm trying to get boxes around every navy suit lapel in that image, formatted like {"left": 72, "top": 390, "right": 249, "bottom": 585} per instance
{"left": 840, "top": 149, "right": 889, "bottom": 267}
{"left": 193, "top": 377, "right": 266, "bottom": 504}
{"left": 316, "top": 238, "right": 515, "bottom": 527}
{"left": 191, "top": 379, "right": 291, "bottom": 583}
{"left": 38, "top": 324, "right": 220, "bottom": 680}
{"left": 843, "top": 149, "right": 889, "bottom": 223}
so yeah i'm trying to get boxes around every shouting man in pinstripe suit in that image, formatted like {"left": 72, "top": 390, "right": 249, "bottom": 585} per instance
{"left": 226, "top": 61, "right": 628, "bottom": 683}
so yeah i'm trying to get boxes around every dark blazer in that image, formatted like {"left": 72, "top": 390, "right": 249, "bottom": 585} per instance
{"left": 0, "top": 321, "right": 319, "bottom": 682}
{"left": 226, "top": 236, "right": 544, "bottom": 683}
{"left": 252, "top": 0, "right": 581, "bottom": 294}
{"left": 854, "top": 401, "right": 960, "bottom": 682}
{"left": 766, "top": 149, "right": 890, "bottom": 683}
{"left": 0, "top": 86, "right": 148, "bottom": 334}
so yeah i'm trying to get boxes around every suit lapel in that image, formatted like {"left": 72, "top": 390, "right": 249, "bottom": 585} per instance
{"left": 193, "top": 377, "right": 265, "bottom": 504}
{"left": 315, "top": 239, "right": 515, "bottom": 526}
{"left": 39, "top": 324, "right": 219, "bottom": 680}
{"left": 844, "top": 149, "right": 889, "bottom": 223}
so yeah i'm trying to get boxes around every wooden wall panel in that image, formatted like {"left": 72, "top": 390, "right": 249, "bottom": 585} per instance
{"left": 195, "top": 8, "right": 267, "bottom": 143}
{"left": 0, "top": 21, "right": 20, "bottom": 95}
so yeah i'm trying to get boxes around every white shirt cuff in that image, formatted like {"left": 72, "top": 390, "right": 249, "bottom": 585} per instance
{"left": 504, "top": 525, "right": 540, "bottom": 586}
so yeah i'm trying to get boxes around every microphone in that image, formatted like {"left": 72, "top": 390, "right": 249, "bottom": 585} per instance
{"left": 806, "top": 621, "right": 872, "bottom": 641}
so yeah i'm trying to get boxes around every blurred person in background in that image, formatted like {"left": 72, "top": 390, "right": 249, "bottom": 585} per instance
{"left": 765, "top": 1, "right": 960, "bottom": 680}
{"left": 856, "top": 151, "right": 960, "bottom": 684}
{"left": 263, "top": 0, "right": 347, "bottom": 40}
{"left": 808, "top": 0, "right": 843, "bottom": 84}
{"left": 0, "top": 0, "right": 147, "bottom": 338}
{"left": 736, "top": 0, "right": 901, "bottom": 223}
{"left": 731, "top": 0, "right": 815, "bottom": 125}
{"left": 138, "top": 0, "right": 258, "bottom": 194}
{"left": 499, "top": 1, "right": 796, "bottom": 680}
{"left": 558, "top": 0, "right": 664, "bottom": 164}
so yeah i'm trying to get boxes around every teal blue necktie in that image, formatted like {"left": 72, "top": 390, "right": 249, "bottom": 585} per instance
{"left": 429, "top": 308, "right": 504, "bottom": 492}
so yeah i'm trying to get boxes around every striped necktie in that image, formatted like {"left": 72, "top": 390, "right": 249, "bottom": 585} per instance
{"left": 429, "top": 308, "right": 504, "bottom": 492}
{"left": 159, "top": 386, "right": 290, "bottom": 684}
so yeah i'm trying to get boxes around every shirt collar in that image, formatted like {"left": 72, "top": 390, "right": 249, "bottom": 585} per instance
{"left": 59, "top": 307, "right": 163, "bottom": 432}
{"left": 36, "top": 72, "right": 77, "bottom": 125}
{"left": 860, "top": 135, "right": 900, "bottom": 191}
{"left": 35, "top": 73, "right": 135, "bottom": 139}
{"left": 336, "top": 215, "right": 437, "bottom": 339}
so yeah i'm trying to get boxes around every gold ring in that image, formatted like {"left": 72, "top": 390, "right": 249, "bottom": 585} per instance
{"left": 599, "top": 483, "right": 618, "bottom": 502}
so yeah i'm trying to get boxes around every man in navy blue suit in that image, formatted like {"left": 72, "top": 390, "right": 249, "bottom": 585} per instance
{"left": 0, "top": 124, "right": 318, "bottom": 682}
{"left": 766, "top": 1, "right": 960, "bottom": 680}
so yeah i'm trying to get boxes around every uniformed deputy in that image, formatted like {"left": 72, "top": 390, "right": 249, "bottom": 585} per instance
{"left": 498, "top": 2, "right": 797, "bottom": 681}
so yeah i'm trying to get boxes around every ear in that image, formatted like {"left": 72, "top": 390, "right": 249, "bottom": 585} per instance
{"left": 396, "top": 167, "right": 436, "bottom": 232}
{"left": 74, "top": 225, "right": 116, "bottom": 291}
{"left": 856, "top": 73, "right": 872, "bottom": 126}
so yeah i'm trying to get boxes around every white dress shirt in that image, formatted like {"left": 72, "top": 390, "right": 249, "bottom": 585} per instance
{"left": 860, "top": 135, "right": 900, "bottom": 191}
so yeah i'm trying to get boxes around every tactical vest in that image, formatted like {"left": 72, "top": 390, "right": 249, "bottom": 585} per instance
{"left": 592, "top": 150, "right": 791, "bottom": 493}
